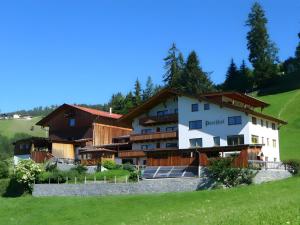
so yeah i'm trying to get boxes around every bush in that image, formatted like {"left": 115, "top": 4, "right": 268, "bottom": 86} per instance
{"left": 0, "top": 161, "right": 9, "bottom": 179}
{"left": 129, "top": 171, "right": 140, "bottom": 182}
{"left": 86, "top": 169, "right": 130, "bottom": 181}
{"left": 70, "top": 164, "right": 87, "bottom": 174}
{"left": 122, "top": 163, "right": 136, "bottom": 172}
{"left": 283, "top": 159, "right": 300, "bottom": 175}
{"left": 102, "top": 160, "right": 117, "bottom": 170}
{"left": 44, "top": 161, "right": 57, "bottom": 172}
{"left": 0, "top": 178, "right": 25, "bottom": 197}
{"left": 207, "top": 158, "right": 254, "bottom": 188}
{"left": 14, "top": 160, "right": 42, "bottom": 192}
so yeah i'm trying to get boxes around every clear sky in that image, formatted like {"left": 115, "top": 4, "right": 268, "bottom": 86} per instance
{"left": 0, "top": 0, "right": 299, "bottom": 113}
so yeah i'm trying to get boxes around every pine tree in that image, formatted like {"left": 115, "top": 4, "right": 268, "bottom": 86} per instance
{"left": 134, "top": 79, "right": 142, "bottom": 106}
{"left": 238, "top": 60, "right": 253, "bottom": 92}
{"left": 181, "top": 51, "right": 214, "bottom": 94}
{"left": 123, "top": 91, "right": 135, "bottom": 113}
{"left": 143, "top": 76, "right": 154, "bottom": 101}
{"left": 108, "top": 92, "right": 125, "bottom": 114}
{"left": 246, "top": 2, "right": 279, "bottom": 88}
{"left": 223, "top": 59, "right": 239, "bottom": 91}
{"left": 295, "top": 33, "right": 300, "bottom": 69}
{"left": 163, "top": 43, "right": 184, "bottom": 88}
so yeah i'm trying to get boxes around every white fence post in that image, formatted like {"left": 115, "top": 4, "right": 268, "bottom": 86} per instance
{"left": 114, "top": 176, "right": 117, "bottom": 184}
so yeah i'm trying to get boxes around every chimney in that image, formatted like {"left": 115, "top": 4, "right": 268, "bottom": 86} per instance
{"left": 109, "top": 107, "right": 112, "bottom": 115}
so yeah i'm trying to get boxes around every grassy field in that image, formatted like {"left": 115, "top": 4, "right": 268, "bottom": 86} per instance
{"left": 256, "top": 89, "right": 300, "bottom": 160}
{"left": 0, "top": 176, "right": 299, "bottom": 225}
{"left": 0, "top": 117, "right": 47, "bottom": 138}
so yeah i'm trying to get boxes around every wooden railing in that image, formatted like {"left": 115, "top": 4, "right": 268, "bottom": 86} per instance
{"left": 139, "top": 113, "right": 178, "bottom": 126}
{"left": 130, "top": 131, "right": 178, "bottom": 142}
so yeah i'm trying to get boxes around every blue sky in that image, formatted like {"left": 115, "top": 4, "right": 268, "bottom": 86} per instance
{"left": 0, "top": 0, "right": 299, "bottom": 113}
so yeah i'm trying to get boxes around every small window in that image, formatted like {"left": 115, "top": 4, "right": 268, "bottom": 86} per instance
{"left": 228, "top": 116, "right": 242, "bottom": 125}
{"left": 141, "top": 145, "right": 149, "bottom": 150}
{"left": 266, "top": 121, "right": 269, "bottom": 128}
{"left": 252, "top": 117, "right": 257, "bottom": 125}
{"left": 174, "top": 108, "right": 178, "bottom": 114}
{"left": 166, "top": 126, "right": 177, "bottom": 132}
{"left": 261, "top": 119, "right": 264, "bottom": 127}
{"left": 69, "top": 118, "right": 76, "bottom": 127}
{"left": 272, "top": 139, "right": 277, "bottom": 148}
{"left": 141, "top": 129, "right": 152, "bottom": 134}
{"left": 227, "top": 135, "right": 244, "bottom": 146}
{"left": 156, "top": 143, "right": 161, "bottom": 148}
{"left": 204, "top": 103, "right": 210, "bottom": 110}
{"left": 261, "top": 137, "right": 264, "bottom": 145}
{"left": 189, "top": 138, "right": 202, "bottom": 147}
{"left": 274, "top": 158, "right": 277, "bottom": 162}
{"left": 251, "top": 135, "right": 259, "bottom": 144}
{"left": 157, "top": 110, "right": 168, "bottom": 117}
{"left": 267, "top": 138, "right": 270, "bottom": 146}
{"left": 189, "top": 120, "right": 202, "bottom": 130}
{"left": 213, "top": 136, "right": 220, "bottom": 146}
{"left": 166, "top": 143, "right": 178, "bottom": 148}
{"left": 191, "top": 104, "right": 199, "bottom": 112}
{"left": 272, "top": 123, "right": 276, "bottom": 130}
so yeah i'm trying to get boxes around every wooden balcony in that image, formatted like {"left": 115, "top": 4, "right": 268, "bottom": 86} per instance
{"left": 139, "top": 113, "right": 178, "bottom": 126}
{"left": 118, "top": 150, "right": 146, "bottom": 158}
{"left": 130, "top": 131, "right": 178, "bottom": 142}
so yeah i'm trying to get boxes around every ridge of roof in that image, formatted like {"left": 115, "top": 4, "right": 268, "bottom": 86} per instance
{"left": 69, "top": 104, "right": 122, "bottom": 119}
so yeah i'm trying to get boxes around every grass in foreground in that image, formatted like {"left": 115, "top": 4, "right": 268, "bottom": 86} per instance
{"left": 0, "top": 176, "right": 300, "bottom": 225}
{"left": 257, "top": 89, "right": 300, "bottom": 160}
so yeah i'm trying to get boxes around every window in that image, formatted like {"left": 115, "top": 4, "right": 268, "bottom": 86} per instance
{"left": 251, "top": 135, "right": 259, "bottom": 144}
{"left": 228, "top": 116, "right": 242, "bottom": 125}
{"left": 227, "top": 135, "right": 244, "bottom": 146}
{"left": 157, "top": 110, "right": 168, "bottom": 117}
{"left": 69, "top": 118, "right": 76, "bottom": 127}
{"left": 267, "top": 138, "right": 270, "bottom": 146}
{"left": 141, "top": 145, "right": 149, "bottom": 150}
{"left": 166, "top": 143, "right": 178, "bottom": 148}
{"left": 272, "top": 139, "right": 277, "bottom": 148}
{"left": 190, "top": 138, "right": 203, "bottom": 147}
{"left": 252, "top": 117, "right": 257, "bottom": 125}
{"left": 156, "top": 143, "right": 161, "bottom": 148}
{"left": 156, "top": 127, "right": 161, "bottom": 132}
{"left": 266, "top": 121, "right": 269, "bottom": 128}
{"left": 141, "top": 129, "right": 152, "bottom": 134}
{"left": 261, "top": 137, "right": 264, "bottom": 145}
{"left": 204, "top": 103, "right": 210, "bottom": 110}
{"left": 272, "top": 123, "right": 276, "bottom": 130}
{"left": 166, "top": 126, "right": 177, "bottom": 132}
{"left": 191, "top": 104, "right": 199, "bottom": 112}
{"left": 213, "top": 136, "right": 220, "bottom": 146}
{"left": 261, "top": 119, "right": 264, "bottom": 127}
{"left": 189, "top": 120, "right": 202, "bottom": 129}
{"left": 174, "top": 108, "right": 178, "bottom": 114}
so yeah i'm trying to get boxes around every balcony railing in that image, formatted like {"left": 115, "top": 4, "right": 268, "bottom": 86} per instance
{"left": 130, "top": 131, "right": 178, "bottom": 142}
{"left": 139, "top": 113, "right": 178, "bottom": 126}
{"left": 118, "top": 150, "right": 146, "bottom": 158}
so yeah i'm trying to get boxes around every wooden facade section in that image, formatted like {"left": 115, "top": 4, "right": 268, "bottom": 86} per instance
{"left": 93, "top": 123, "right": 132, "bottom": 146}
{"left": 118, "top": 150, "right": 146, "bottom": 158}
{"left": 130, "top": 131, "right": 178, "bottom": 142}
{"left": 31, "top": 151, "right": 53, "bottom": 163}
{"left": 52, "top": 143, "right": 75, "bottom": 159}
{"left": 139, "top": 113, "right": 178, "bottom": 126}
{"left": 147, "top": 151, "right": 198, "bottom": 166}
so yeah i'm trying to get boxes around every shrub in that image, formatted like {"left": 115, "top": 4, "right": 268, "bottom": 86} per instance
{"left": 282, "top": 159, "right": 300, "bottom": 175}
{"left": 44, "top": 161, "right": 57, "bottom": 172}
{"left": 122, "top": 163, "right": 136, "bottom": 172}
{"left": 129, "top": 171, "right": 140, "bottom": 182}
{"left": 70, "top": 164, "right": 87, "bottom": 174}
{"left": 207, "top": 158, "right": 254, "bottom": 188}
{"left": 0, "top": 161, "right": 9, "bottom": 179}
{"left": 14, "top": 160, "right": 42, "bottom": 191}
{"left": 102, "top": 160, "right": 117, "bottom": 170}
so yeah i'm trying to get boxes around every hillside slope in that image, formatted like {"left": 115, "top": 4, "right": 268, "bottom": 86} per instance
{"left": 0, "top": 117, "right": 47, "bottom": 138}
{"left": 257, "top": 89, "right": 300, "bottom": 160}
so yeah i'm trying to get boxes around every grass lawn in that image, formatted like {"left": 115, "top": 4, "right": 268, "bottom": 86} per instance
{"left": 0, "top": 176, "right": 300, "bottom": 225}
{"left": 256, "top": 89, "right": 300, "bottom": 160}
{"left": 0, "top": 117, "right": 47, "bottom": 138}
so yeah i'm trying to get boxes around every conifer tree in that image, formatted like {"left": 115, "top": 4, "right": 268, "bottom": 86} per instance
{"left": 238, "top": 60, "right": 253, "bottom": 92}
{"left": 181, "top": 51, "right": 214, "bottom": 94}
{"left": 143, "top": 76, "right": 154, "bottom": 101}
{"left": 223, "top": 59, "right": 239, "bottom": 91}
{"left": 246, "top": 2, "right": 279, "bottom": 88}
{"left": 134, "top": 79, "right": 142, "bottom": 106}
{"left": 295, "top": 33, "right": 300, "bottom": 69}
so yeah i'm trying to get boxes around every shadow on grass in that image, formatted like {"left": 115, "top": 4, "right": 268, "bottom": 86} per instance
{"left": 0, "top": 178, "right": 26, "bottom": 198}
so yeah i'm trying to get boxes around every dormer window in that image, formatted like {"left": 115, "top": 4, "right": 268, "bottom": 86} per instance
{"left": 69, "top": 118, "right": 76, "bottom": 127}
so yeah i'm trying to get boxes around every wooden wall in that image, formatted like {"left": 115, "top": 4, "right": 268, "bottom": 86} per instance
{"left": 93, "top": 123, "right": 132, "bottom": 146}
{"left": 147, "top": 151, "right": 198, "bottom": 166}
{"left": 31, "top": 151, "right": 53, "bottom": 163}
{"left": 52, "top": 143, "right": 75, "bottom": 159}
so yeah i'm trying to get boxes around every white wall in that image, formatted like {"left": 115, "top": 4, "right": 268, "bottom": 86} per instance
{"left": 178, "top": 96, "right": 250, "bottom": 149}
{"left": 248, "top": 115, "right": 280, "bottom": 161}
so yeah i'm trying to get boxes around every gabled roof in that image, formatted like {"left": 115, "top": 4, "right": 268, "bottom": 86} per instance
{"left": 119, "top": 88, "right": 287, "bottom": 125}
{"left": 202, "top": 92, "right": 269, "bottom": 108}
{"left": 36, "top": 103, "right": 122, "bottom": 126}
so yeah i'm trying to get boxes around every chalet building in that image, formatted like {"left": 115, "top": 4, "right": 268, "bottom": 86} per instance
{"left": 118, "top": 89, "right": 287, "bottom": 168}
{"left": 14, "top": 104, "right": 131, "bottom": 164}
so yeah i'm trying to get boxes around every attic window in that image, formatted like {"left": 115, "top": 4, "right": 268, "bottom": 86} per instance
{"left": 69, "top": 118, "right": 76, "bottom": 127}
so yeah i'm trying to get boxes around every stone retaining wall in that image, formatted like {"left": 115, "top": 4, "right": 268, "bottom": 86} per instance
{"left": 33, "top": 178, "right": 202, "bottom": 197}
